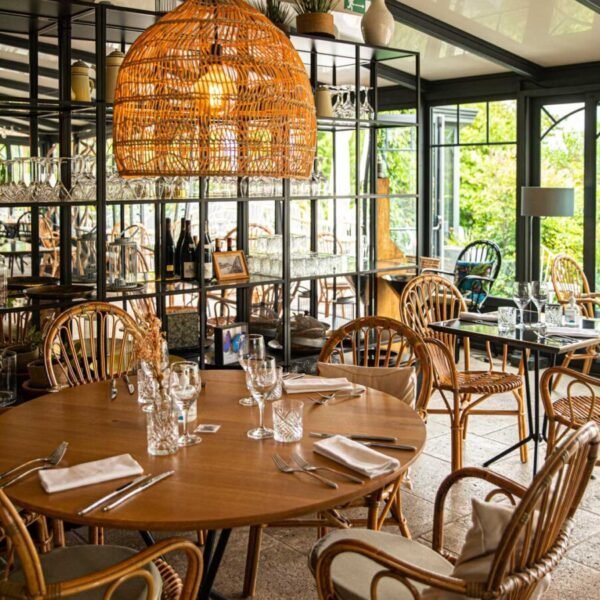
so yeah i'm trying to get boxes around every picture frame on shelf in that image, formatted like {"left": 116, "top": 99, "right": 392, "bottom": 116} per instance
{"left": 214, "top": 322, "right": 248, "bottom": 366}
{"left": 213, "top": 250, "right": 250, "bottom": 282}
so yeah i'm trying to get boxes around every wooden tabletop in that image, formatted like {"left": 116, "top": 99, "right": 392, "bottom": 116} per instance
{"left": 0, "top": 370, "right": 425, "bottom": 532}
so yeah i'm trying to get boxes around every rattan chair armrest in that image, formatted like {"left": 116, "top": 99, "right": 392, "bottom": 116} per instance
{"left": 541, "top": 366, "right": 600, "bottom": 390}
{"left": 431, "top": 467, "right": 526, "bottom": 554}
{"left": 315, "top": 538, "right": 468, "bottom": 600}
{"left": 421, "top": 268, "right": 455, "bottom": 277}
{"left": 57, "top": 538, "right": 202, "bottom": 599}
{"left": 459, "top": 274, "right": 495, "bottom": 284}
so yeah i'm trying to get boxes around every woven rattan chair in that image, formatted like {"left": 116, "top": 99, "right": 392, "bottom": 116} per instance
{"left": 0, "top": 489, "right": 202, "bottom": 599}
{"left": 311, "top": 422, "right": 599, "bottom": 600}
{"left": 550, "top": 254, "right": 599, "bottom": 385}
{"left": 541, "top": 366, "right": 600, "bottom": 457}
{"left": 43, "top": 302, "right": 140, "bottom": 391}
{"left": 400, "top": 274, "right": 527, "bottom": 471}
{"left": 243, "top": 317, "right": 432, "bottom": 597}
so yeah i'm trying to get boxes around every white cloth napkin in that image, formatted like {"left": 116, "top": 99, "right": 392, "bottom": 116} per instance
{"left": 39, "top": 454, "right": 143, "bottom": 494}
{"left": 460, "top": 311, "right": 498, "bottom": 323}
{"left": 546, "top": 326, "right": 600, "bottom": 339}
{"left": 313, "top": 435, "right": 400, "bottom": 479}
{"left": 283, "top": 377, "right": 357, "bottom": 394}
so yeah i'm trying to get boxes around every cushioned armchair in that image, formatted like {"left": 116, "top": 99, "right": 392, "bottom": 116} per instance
{"left": 311, "top": 422, "right": 599, "bottom": 600}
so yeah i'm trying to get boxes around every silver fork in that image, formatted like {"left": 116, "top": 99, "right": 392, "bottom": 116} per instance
{"left": 0, "top": 442, "right": 69, "bottom": 489}
{"left": 0, "top": 441, "right": 69, "bottom": 481}
{"left": 272, "top": 454, "right": 338, "bottom": 489}
{"left": 291, "top": 451, "right": 364, "bottom": 484}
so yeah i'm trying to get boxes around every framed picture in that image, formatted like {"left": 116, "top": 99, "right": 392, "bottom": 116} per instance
{"left": 213, "top": 250, "right": 250, "bottom": 282}
{"left": 214, "top": 322, "right": 248, "bottom": 366}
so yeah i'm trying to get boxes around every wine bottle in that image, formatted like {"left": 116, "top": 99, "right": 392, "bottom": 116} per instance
{"left": 202, "top": 222, "right": 213, "bottom": 282}
{"left": 174, "top": 217, "right": 185, "bottom": 276}
{"left": 181, "top": 220, "right": 196, "bottom": 280}
{"left": 226, "top": 236, "right": 234, "bottom": 251}
{"left": 164, "top": 217, "right": 175, "bottom": 278}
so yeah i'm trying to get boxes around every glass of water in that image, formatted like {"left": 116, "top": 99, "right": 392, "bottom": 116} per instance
{"left": 268, "top": 366, "right": 284, "bottom": 402}
{"left": 497, "top": 307, "right": 517, "bottom": 335}
{"left": 246, "top": 357, "right": 277, "bottom": 440}
{"left": 545, "top": 303, "right": 563, "bottom": 326}
{"left": 238, "top": 333, "right": 265, "bottom": 407}
{"left": 170, "top": 361, "right": 202, "bottom": 446}
{"left": 0, "top": 351, "right": 16, "bottom": 407}
{"left": 272, "top": 398, "right": 304, "bottom": 443}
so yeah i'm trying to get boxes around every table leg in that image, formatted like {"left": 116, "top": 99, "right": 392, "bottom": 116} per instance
{"left": 199, "top": 528, "right": 232, "bottom": 600}
{"left": 483, "top": 348, "right": 540, "bottom": 473}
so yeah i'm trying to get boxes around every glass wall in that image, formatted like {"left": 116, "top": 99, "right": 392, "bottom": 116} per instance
{"left": 540, "top": 103, "right": 585, "bottom": 279}
{"left": 430, "top": 100, "right": 517, "bottom": 296}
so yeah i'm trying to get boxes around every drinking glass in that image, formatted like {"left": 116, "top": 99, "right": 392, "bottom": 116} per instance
{"left": 530, "top": 281, "right": 549, "bottom": 318}
{"left": 497, "top": 306, "right": 517, "bottom": 334}
{"left": 246, "top": 356, "right": 276, "bottom": 440}
{"left": 238, "top": 333, "right": 265, "bottom": 406}
{"left": 169, "top": 361, "right": 202, "bottom": 446}
{"left": 545, "top": 303, "right": 563, "bottom": 326}
{"left": 268, "top": 366, "right": 284, "bottom": 401}
{"left": 512, "top": 282, "right": 531, "bottom": 328}
{"left": 0, "top": 351, "right": 17, "bottom": 407}
{"left": 272, "top": 398, "right": 304, "bottom": 443}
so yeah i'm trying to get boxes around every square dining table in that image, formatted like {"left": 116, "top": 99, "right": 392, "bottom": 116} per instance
{"left": 429, "top": 313, "right": 600, "bottom": 474}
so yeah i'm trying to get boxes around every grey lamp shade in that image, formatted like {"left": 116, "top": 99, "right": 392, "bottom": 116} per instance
{"left": 521, "top": 187, "right": 575, "bottom": 217}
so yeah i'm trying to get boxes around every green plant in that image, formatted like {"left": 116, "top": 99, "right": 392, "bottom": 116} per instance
{"left": 25, "top": 327, "right": 44, "bottom": 351}
{"left": 291, "top": 0, "right": 338, "bottom": 15}
{"left": 252, "top": 0, "right": 294, "bottom": 27}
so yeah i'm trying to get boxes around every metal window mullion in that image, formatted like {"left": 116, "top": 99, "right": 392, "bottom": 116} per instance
{"left": 583, "top": 96, "right": 598, "bottom": 290}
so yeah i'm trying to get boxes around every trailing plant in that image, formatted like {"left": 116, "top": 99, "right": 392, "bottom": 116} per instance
{"left": 291, "top": 0, "right": 338, "bottom": 15}
{"left": 252, "top": 0, "right": 294, "bottom": 28}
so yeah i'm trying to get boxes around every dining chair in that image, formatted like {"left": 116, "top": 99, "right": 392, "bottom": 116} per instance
{"left": 550, "top": 254, "right": 599, "bottom": 386}
{"left": 242, "top": 316, "right": 432, "bottom": 597}
{"left": 318, "top": 233, "right": 355, "bottom": 318}
{"left": 311, "top": 421, "right": 599, "bottom": 600}
{"left": 0, "top": 489, "right": 203, "bottom": 599}
{"left": 400, "top": 273, "right": 527, "bottom": 471}
{"left": 43, "top": 302, "right": 141, "bottom": 391}
{"left": 0, "top": 309, "right": 31, "bottom": 348}
{"left": 541, "top": 366, "right": 600, "bottom": 458}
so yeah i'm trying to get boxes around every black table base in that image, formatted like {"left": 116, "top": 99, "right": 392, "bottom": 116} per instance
{"left": 199, "top": 528, "right": 232, "bottom": 600}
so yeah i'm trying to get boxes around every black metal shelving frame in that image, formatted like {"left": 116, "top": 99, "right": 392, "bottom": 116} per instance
{"left": 0, "top": 0, "right": 420, "bottom": 367}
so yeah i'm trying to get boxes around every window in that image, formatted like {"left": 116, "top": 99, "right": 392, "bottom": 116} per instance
{"left": 431, "top": 100, "right": 517, "bottom": 296}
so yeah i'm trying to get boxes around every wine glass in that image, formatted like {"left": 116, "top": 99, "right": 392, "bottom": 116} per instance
{"left": 530, "top": 281, "right": 549, "bottom": 320}
{"left": 169, "top": 361, "right": 201, "bottom": 446}
{"left": 245, "top": 356, "right": 276, "bottom": 440}
{"left": 238, "top": 333, "right": 265, "bottom": 407}
{"left": 513, "top": 282, "right": 531, "bottom": 328}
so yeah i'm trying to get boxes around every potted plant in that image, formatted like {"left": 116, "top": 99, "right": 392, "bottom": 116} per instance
{"left": 27, "top": 358, "right": 69, "bottom": 390}
{"left": 252, "top": 0, "right": 294, "bottom": 32}
{"left": 292, "top": 0, "right": 337, "bottom": 38}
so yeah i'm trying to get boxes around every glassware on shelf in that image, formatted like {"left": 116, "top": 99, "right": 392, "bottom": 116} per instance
{"left": 73, "top": 228, "right": 97, "bottom": 283}
{"left": 107, "top": 235, "right": 138, "bottom": 290}
{"left": 359, "top": 86, "right": 374, "bottom": 119}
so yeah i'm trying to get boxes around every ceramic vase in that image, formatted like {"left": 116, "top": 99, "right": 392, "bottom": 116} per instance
{"left": 105, "top": 49, "right": 124, "bottom": 103}
{"left": 361, "top": 0, "right": 395, "bottom": 47}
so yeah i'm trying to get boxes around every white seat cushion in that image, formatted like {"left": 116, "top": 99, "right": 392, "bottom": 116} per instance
{"left": 11, "top": 545, "right": 162, "bottom": 600}
{"left": 309, "top": 529, "right": 453, "bottom": 600}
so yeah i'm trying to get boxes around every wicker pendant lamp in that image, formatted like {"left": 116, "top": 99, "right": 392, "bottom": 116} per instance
{"left": 113, "top": 0, "right": 317, "bottom": 179}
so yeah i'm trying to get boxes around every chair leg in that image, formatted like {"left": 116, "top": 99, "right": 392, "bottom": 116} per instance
{"left": 88, "top": 526, "right": 104, "bottom": 545}
{"left": 451, "top": 423, "right": 464, "bottom": 472}
{"left": 391, "top": 491, "right": 411, "bottom": 539}
{"left": 462, "top": 415, "right": 469, "bottom": 440}
{"left": 35, "top": 516, "right": 53, "bottom": 554}
{"left": 243, "top": 525, "right": 264, "bottom": 598}
{"left": 514, "top": 389, "right": 528, "bottom": 464}
{"left": 553, "top": 354, "right": 573, "bottom": 390}
{"left": 52, "top": 519, "right": 65, "bottom": 548}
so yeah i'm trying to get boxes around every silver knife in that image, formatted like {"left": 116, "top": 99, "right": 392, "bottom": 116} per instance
{"left": 362, "top": 441, "right": 417, "bottom": 452}
{"left": 123, "top": 374, "right": 135, "bottom": 395}
{"left": 110, "top": 379, "right": 118, "bottom": 401}
{"left": 77, "top": 474, "right": 151, "bottom": 516}
{"left": 102, "top": 470, "right": 175, "bottom": 512}
{"left": 310, "top": 432, "right": 398, "bottom": 443}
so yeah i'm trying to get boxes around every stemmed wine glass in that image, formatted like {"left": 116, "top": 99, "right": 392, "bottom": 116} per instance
{"left": 513, "top": 282, "right": 531, "bottom": 328}
{"left": 169, "top": 361, "right": 202, "bottom": 446}
{"left": 238, "top": 333, "right": 265, "bottom": 407}
{"left": 530, "top": 281, "right": 549, "bottom": 326}
{"left": 245, "top": 356, "right": 276, "bottom": 440}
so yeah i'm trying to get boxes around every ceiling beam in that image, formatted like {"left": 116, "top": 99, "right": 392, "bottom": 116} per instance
{"left": 385, "top": 0, "right": 544, "bottom": 79}
{"left": 376, "top": 63, "right": 427, "bottom": 92}
{"left": 0, "top": 77, "right": 55, "bottom": 96}
{"left": 0, "top": 33, "right": 96, "bottom": 64}
{"left": 0, "top": 58, "right": 58, "bottom": 80}
{"left": 576, "top": 0, "right": 600, "bottom": 12}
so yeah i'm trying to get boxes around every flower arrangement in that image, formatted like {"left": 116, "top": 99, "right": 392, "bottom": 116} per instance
{"left": 135, "top": 314, "right": 168, "bottom": 387}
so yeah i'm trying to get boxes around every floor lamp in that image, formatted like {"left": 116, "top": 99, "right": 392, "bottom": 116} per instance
{"left": 521, "top": 187, "right": 574, "bottom": 282}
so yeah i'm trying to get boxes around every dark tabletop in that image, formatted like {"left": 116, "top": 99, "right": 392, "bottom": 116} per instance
{"left": 430, "top": 313, "right": 600, "bottom": 355}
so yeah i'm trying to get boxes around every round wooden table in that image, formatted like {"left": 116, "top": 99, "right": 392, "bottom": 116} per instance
{"left": 0, "top": 370, "right": 426, "bottom": 597}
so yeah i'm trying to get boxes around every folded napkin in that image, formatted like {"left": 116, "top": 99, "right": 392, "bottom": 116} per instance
{"left": 283, "top": 377, "right": 357, "bottom": 394}
{"left": 460, "top": 311, "right": 498, "bottom": 323}
{"left": 39, "top": 454, "right": 143, "bottom": 494}
{"left": 546, "top": 326, "right": 600, "bottom": 339}
{"left": 314, "top": 435, "right": 400, "bottom": 479}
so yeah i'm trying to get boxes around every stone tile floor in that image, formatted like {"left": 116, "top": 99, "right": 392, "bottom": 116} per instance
{"left": 70, "top": 357, "right": 600, "bottom": 599}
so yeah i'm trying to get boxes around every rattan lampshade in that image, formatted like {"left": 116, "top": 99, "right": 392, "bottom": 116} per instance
{"left": 113, "top": 0, "right": 317, "bottom": 179}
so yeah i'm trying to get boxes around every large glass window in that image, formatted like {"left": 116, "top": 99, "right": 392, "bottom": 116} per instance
{"left": 540, "top": 103, "right": 585, "bottom": 278}
{"left": 431, "top": 100, "right": 517, "bottom": 296}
